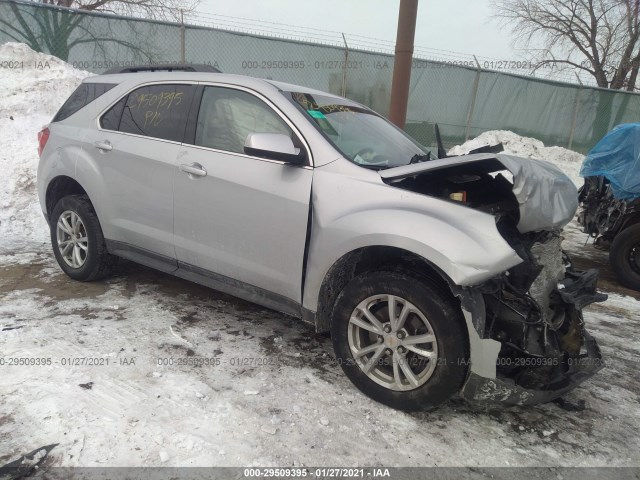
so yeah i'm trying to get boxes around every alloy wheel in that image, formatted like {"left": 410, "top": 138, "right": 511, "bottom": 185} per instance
{"left": 348, "top": 294, "right": 438, "bottom": 391}
{"left": 56, "top": 210, "right": 88, "bottom": 268}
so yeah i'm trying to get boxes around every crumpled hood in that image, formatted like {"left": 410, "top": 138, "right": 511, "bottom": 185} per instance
{"left": 379, "top": 153, "right": 578, "bottom": 233}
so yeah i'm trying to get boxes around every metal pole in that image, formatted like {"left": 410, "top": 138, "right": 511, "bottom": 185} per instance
{"left": 341, "top": 33, "right": 349, "bottom": 97}
{"left": 465, "top": 55, "right": 482, "bottom": 141}
{"left": 568, "top": 73, "right": 583, "bottom": 150}
{"left": 180, "top": 9, "right": 186, "bottom": 64}
{"left": 389, "top": 0, "right": 419, "bottom": 129}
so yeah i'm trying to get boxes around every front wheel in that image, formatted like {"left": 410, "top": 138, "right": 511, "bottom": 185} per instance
{"left": 331, "top": 271, "right": 469, "bottom": 411}
{"left": 50, "top": 195, "right": 116, "bottom": 281}
{"left": 610, "top": 223, "right": 640, "bottom": 291}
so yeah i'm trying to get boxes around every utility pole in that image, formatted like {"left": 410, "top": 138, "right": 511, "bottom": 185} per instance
{"left": 180, "top": 9, "right": 186, "bottom": 64}
{"left": 389, "top": 0, "right": 418, "bottom": 129}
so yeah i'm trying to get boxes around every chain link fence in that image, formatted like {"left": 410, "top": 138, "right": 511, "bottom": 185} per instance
{"left": 2, "top": 0, "right": 640, "bottom": 153}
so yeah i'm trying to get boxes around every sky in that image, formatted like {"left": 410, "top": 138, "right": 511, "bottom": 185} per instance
{"left": 196, "top": 0, "right": 519, "bottom": 61}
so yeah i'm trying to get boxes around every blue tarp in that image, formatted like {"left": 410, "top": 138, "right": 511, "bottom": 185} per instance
{"left": 580, "top": 123, "right": 640, "bottom": 200}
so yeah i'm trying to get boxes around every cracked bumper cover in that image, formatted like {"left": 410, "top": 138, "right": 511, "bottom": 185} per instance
{"left": 455, "top": 269, "right": 606, "bottom": 406}
{"left": 460, "top": 331, "right": 603, "bottom": 405}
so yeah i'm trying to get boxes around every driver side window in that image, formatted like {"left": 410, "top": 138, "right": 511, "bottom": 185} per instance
{"left": 194, "top": 86, "right": 293, "bottom": 155}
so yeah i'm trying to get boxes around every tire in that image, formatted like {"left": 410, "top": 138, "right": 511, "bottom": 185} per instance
{"left": 610, "top": 223, "right": 640, "bottom": 291}
{"left": 331, "top": 270, "right": 469, "bottom": 411}
{"left": 50, "top": 195, "right": 116, "bottom": 281}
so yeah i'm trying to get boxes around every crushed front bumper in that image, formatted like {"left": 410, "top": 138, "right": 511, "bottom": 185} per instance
{"left": 460, "top": 331, "right": 603, "bottom": 405}
{"left": 455, "top": 268, "right": 606, "bottom": 406}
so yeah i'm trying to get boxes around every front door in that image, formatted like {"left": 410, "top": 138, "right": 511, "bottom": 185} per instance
{"left": 173, "top": 85, "right": 313, "bottom": 309}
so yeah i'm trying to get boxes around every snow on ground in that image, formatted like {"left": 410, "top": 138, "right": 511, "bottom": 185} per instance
{"left": 0, "top": 44, "right": 639, "bottom": 469}
{"left": 1, "top": 254, "right": 639, "bottom": 468}
{"left": 0, "top": 42, "right": 91, "bottom": 252}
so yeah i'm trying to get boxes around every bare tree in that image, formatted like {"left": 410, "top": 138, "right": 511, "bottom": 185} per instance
{"left": 493, "top": 0, "right": 640, "bottom": 91}
{"left": 31, "top": 0, "right": 198, "bottom": 21}
{"left": 0, "top": 0, "right": 198, "bottom": 61}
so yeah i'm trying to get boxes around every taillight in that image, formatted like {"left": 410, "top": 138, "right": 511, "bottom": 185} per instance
{"left": 38, "top": 127, "right": 50, "bottom": 157}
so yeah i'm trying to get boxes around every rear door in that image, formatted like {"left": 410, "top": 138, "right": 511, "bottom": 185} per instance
{"left": 173, "top": 85, "right": 313, "bottom": 310}
{"left": 84, "top": 83, "right": 195, "bottom": 269}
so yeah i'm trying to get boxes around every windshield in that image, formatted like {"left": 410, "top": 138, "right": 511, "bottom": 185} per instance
{"left": 287, "top": 91, "right": 427, "bottom": 169}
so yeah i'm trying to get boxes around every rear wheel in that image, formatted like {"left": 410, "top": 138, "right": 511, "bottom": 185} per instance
{"left": 331, "top": 270, "right": 469, "bottom": 411}
{"left": 610, "top": 223, "right": 640, "bottom": 291}
{"left": 50, "top": 195, "right": 116, "bottom": 281}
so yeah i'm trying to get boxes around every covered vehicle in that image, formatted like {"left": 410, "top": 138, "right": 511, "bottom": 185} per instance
{"left": 578, "top": 124, "right": 640, "bottom": 291}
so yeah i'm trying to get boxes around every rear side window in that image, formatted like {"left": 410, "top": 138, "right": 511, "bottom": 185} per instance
{"left": 100, "top": 84, "right": 194, "bottom": 142}
{"left": 100, "top": 97, "right": 126, "bottom": 131}
{"left": 52, "top": 83, "right": 116, "bottom": 122}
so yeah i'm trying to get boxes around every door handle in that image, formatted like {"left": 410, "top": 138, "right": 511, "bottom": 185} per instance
{"left": 180, "top": 163, "right": 207, "bottom": 178}
{"left": 94, "top": 140, "right": 112, "bottom": 152}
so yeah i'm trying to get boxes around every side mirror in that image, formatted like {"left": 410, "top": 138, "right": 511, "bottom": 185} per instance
{"left": 244, "top": 133, "right": 306, "bottom": 165}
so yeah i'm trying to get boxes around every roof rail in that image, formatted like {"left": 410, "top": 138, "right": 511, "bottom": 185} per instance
{"left": 103, "top": 64, "right": 221, "bottom": 74}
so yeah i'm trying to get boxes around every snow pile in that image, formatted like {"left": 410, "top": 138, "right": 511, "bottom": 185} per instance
{"left": 0, "top": 42, "right": 90, "bottom": 118}
{"left": 449, "top": 130, "right": 585, "bottom": 186}
{"left": 0, "top": 42, "right": 91, "bottom": 251}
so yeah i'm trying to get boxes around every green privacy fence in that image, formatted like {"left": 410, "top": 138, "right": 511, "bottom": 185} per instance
{"left": 1, "top": 0, "right": 639, "bottom": 153}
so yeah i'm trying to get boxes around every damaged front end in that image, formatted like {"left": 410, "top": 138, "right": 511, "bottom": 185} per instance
{"left": 381, "top": 153, "right": 607, "bottom": 405}
{"left": 455, "top": 232, "right": 606, "bottom": 405}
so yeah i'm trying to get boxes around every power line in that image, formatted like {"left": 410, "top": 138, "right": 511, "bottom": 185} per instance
{"left": 184, "top": 8, "right": 594, "bottom": 86}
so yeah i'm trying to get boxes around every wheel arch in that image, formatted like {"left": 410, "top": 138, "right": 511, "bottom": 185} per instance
{"left": 45, "top": 176, "right": 90, "bottom": 220}
{"left": 311, "top": 245, "right": 457, "bottom": 333}
{"left": 620, "top": 211, "right": 640, "bottom": 232}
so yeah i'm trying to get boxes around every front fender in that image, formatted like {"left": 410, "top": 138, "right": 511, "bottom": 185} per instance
{"left": 302, "top": 166, "right": 523, "bottom": 312}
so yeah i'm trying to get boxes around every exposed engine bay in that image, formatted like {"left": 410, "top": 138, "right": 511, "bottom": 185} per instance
{"left": 578, "top": 175, "right": 640, "bottom": 248}
{"left": 386, "top": 157, "right": 520, "bottom": 222}
{"left": 381, "top": 152, "right": 606, "bottom": 404}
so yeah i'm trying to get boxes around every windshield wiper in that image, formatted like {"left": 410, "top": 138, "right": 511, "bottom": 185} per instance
{"left": 358, "top": 164, "right": 385, "bottom": 171}
{"left": 409, "top": 152, "right": 431, "bottom": 164}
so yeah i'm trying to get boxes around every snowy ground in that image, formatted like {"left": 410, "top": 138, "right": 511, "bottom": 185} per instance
{"left": 1, "top": 43, "right": 639, "bottom": 469}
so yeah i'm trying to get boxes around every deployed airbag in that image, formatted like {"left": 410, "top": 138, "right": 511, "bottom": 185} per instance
{"left": 497, "top": 154, "right": 578, "bottom": 233}
{"left": 380, "top": 153, "right": 578, "bottom": 234}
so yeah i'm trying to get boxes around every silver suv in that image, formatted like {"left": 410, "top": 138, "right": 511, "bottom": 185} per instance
{"left": 37, "top": 67, "right": 606, "bottom": 411}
